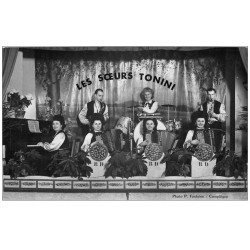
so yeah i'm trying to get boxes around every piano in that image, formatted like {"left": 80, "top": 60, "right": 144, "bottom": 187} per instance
{"left": 3, "top": 118, "right": 52, "bottom": 163}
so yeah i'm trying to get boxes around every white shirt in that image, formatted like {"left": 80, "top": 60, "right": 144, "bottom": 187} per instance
{"left": 78, "top": 101, "right": 109, "bottom": 125}
{"left": 81, "top": 133, "right": 94, "bottom": 152}
{"left": 142, "top": 100, "right": 158, "bottom": 114}
{"left": 43, "top": 132, "right": 66, "bottom": 152}
{"left": 136, "top": 134, "right": 144, "bottom": 146}
{"left": 183, "top": 130, "right": 195, "bottom": 148}
{"left": 81, "top": 131, "right": 104, "bottom": 152}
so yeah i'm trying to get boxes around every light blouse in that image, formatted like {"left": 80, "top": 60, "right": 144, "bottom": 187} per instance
{"left": 142, "top": 100, "right": 158, "bottom": 114}
{"left": 43, "top": 132, "right": 66, "bottom": 152}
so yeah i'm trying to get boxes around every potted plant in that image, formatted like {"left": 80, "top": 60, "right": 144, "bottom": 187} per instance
{"left": 104, "top": 151, "right": 147, "bottom": 178}
{"left": 4, "top": 149, "right": 42, "bottom": 179}
{"left": 47, "top": 150, "right": 93, "bottom": 179}
{"left": 160, "top": 148, "right": 193, "bottom": 177}
{"left": 213, "top": 150, "right": 247, "bottom": 179}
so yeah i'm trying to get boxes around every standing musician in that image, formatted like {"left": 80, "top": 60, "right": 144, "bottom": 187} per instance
{"left": 78, "top": 89, "right": 109, "bottom": 138}
{"left": 199, "top": 88, "right": 226, "bottom": 152}
{"left": 199, "top": 88, "right": 226, "bottom": 128}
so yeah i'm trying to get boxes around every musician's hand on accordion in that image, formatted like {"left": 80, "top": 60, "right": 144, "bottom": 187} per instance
{"left": 140, "top": 140, "right": 149, "bottom": 147}
{"left": 184, "top": 139, "right": 199, "bottom": 149}
{"left": 191, "top": 139, "right": 199, "bottom": 145}
{"left": 37, "top": 142, "right": 44, "bottom": 147}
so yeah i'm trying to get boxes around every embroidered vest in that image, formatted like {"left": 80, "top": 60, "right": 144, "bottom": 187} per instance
{"left": 86, "top": 101, "right": 106, "bottom": 120}
{"left": 90, "top": 131, "right": 115, "bottom": 153}
{"left": 202, "top": 100, "right": 221, "bottom": 114}
{"left": 192, "top": 129, "right": 215, "bottom": 148}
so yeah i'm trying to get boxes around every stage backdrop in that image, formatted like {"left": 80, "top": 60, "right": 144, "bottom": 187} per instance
{"left": 35, "top": 49, "right": 226, "bottom": 138}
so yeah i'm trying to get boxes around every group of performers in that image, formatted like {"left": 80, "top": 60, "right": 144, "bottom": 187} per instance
{"left": 37, "top": 87, "right": 226, "bottom": 160}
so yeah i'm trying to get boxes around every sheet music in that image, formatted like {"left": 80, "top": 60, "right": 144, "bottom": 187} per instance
{"left": 28, "top": 120, "right": 41, "bottom": 133}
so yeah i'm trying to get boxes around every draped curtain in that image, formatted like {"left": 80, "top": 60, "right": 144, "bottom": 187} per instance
{"left": 35, "top": 49, "right": 226, "bottom": 136}
{"left": 2, "top": 47, "right": 19, "bottom": 99}
{"left": 239, "top": 47, "right": 248, "bottom": 73}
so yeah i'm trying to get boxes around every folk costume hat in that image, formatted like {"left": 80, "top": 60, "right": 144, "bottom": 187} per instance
{"left": 52, "top": 115, "right": 66, "bottom": 129}
{"left": 89, "top": 113, "right": 105, "bottom": 127}
{"left": 191, "top": 111, "right": 208, "bottom": 127}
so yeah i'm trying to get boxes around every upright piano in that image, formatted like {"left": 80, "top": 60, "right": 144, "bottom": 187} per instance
{"left": 3, "top": 118, "right": 52, "bottom": 162}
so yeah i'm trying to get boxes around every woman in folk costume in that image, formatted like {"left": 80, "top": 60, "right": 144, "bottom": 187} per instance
{"left": 37, "top": 115, "right": 70, "bottom": 176}
{"left": 37, "top": 115, "right": 69, "bottom": 152}
{"left": 137, "top": 118, "right": 161, "bottom": 152}
{"left": 138, "top": 87, "right": 158, "bottom": 114}
{"left": 81, "top": 113, "right": 114, "bottom": 154}
{"left": 183, "top": 111, "right": 215, "bottom": 151}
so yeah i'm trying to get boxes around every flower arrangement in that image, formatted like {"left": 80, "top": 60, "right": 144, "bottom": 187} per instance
{"left": 4, "top": 89, "right": 33, "bottom": 118}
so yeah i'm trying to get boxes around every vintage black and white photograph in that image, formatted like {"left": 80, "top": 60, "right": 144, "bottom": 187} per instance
{"left": 1, "top": 2, "right": 250, "bottom": 250}
{"left": 2, "top": 46, "right": 248, "bottom": 200}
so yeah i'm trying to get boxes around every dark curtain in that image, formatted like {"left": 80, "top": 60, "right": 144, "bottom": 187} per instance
{"left": 2, "top": 48, "right": 19, "bottom": 99}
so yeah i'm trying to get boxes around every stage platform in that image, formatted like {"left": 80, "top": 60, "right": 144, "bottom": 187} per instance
{"left": 3, "top": 176, "right": 247, "bottom": 193}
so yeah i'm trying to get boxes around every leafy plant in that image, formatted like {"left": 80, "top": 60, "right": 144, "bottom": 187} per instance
{"left": 4, "top": 150, "right": 42, "bottom": 179}
{"left": 6, "top": 90, "right": 33, "bottom": 110}
{"left": 213, "top": 151, "right": 247, "bottom": 179}
{"left": 104, "top": 151, "right": 147, "bottom": 178}
{"left": 47, "top": 150, "right": 92, "bottom": 179}
{"left": 160, "top": 148, "right": 192, "bottom": 177}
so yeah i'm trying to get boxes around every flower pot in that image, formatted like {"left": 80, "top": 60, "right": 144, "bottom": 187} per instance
{"left": 16, "top": 110, "right": 25, "bottom": 119}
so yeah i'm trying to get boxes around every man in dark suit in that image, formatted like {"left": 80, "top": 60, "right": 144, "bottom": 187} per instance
{"left": 199, "top": 88, "right": 226, "bottom": 152}
{"left": 78, "top": 89, "right": 109, "bottom": 138}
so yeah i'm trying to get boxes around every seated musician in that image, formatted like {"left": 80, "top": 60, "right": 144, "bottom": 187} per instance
{"left": 138, "top": 87, "right": 158, "bottom": 114}
{"left": 81, "top": 113, "right": 113, "bottom": 153}
{"left": 37, "top": 115, "right": 69, "bottom": 152}
{"left": 183, "top": 111, "right": 214, "bottom": 150}
{"left": 137, "top": 118, "right": 160, "bottom": 153}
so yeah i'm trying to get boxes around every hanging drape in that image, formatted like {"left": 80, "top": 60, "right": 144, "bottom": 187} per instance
{"left": 239, "top": 47, "right": 248, "bottom": 73}
{"left": 35, "top": 49, "right": 226, "bottom": 136}
{"left": 2, "top": 47, "right": 19, "bottom": 99}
